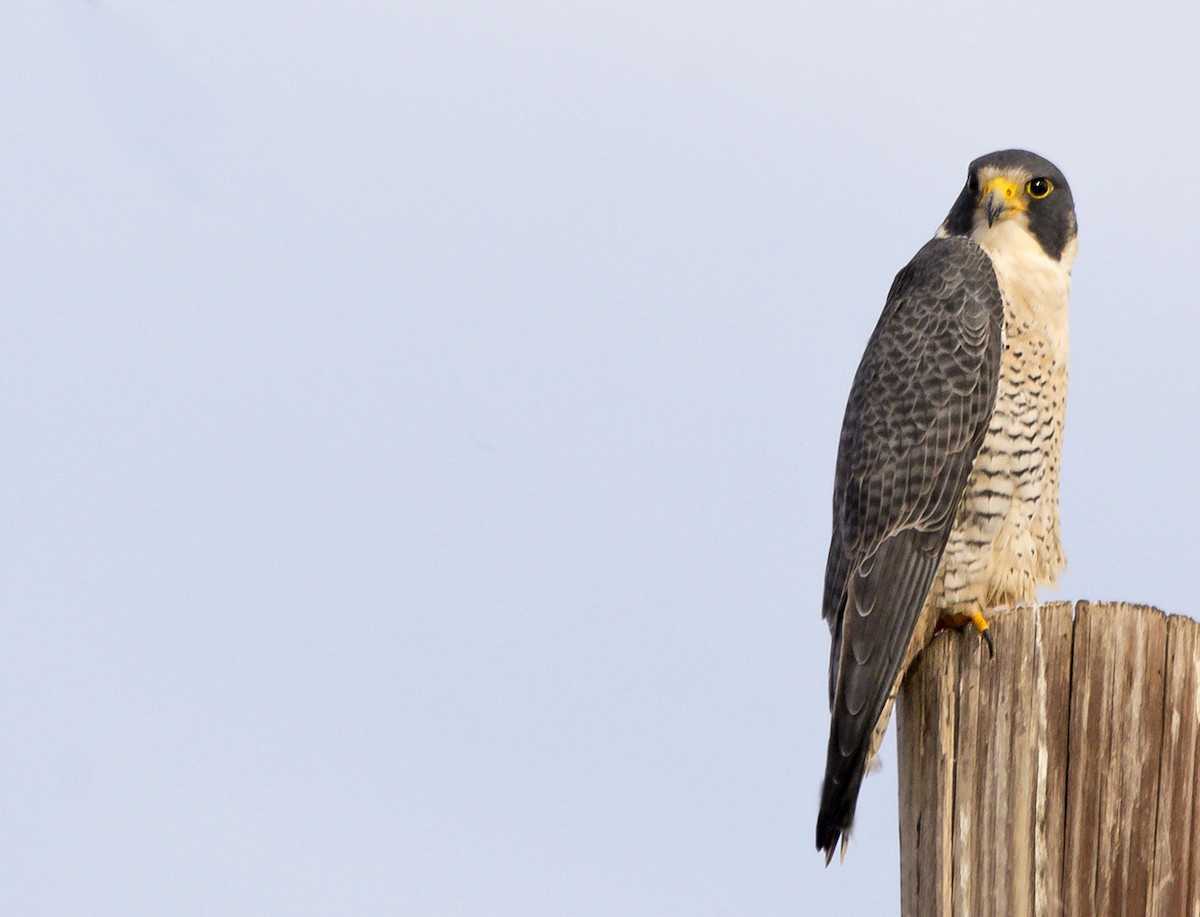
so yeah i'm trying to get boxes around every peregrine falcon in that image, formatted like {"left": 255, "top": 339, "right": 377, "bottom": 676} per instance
{"left": 816, "top": 150, "right": 1077, "bottom": 863}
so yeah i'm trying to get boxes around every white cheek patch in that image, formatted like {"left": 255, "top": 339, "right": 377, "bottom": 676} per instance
{"left": 1058, "top": 234, "right": 1079, "bottom": 275}
{"left": 974, "top": 219, "right": 1070, "bottom": 293}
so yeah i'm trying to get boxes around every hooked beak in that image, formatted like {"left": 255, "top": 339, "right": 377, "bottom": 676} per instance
{"left": 980, "top": 177, "right": 1025, "bottom": 227}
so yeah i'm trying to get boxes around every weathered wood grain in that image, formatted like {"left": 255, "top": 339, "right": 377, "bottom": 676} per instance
{"left": 1033, "top": 603, "right": 1073, "bottom": 917}
{"left": 897, "top": 631, "right": 958, "bottom": 916}
{"left": 1063, "top": 602, "right": 1166, "bottom": 915}
{"left": 897, "top": 602, "right": 1195, "bottom": 917}
{"left": 1150, "top": 614, "right": 1200, "bottom": 917}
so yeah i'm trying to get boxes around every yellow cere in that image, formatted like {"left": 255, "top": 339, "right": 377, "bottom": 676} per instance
{"left": 981, "top": 176, "right": 1023, "bottom": 204}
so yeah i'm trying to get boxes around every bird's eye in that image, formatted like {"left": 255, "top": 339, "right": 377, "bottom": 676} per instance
{"left": 1027, "top": 177, "right": 1054, "bottom": 199}
{"left": 967, "top": 174, "right": 979, "bottom": 194}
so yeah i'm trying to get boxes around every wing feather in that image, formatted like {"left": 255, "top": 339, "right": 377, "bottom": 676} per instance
{"left": 817, "top": 236, "right": 1003, "bottom": 859}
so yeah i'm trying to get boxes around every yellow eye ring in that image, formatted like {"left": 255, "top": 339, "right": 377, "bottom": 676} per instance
{"left": 1027, "top": 177, "right": 1054, "bottom": 199}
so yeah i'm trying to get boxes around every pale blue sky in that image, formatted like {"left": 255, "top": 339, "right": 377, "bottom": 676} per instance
{"left": 2, "top": 1, "right": 1197, "bottom": 913}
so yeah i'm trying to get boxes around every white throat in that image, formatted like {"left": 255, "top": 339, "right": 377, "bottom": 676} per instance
{"left": 972, "top": 219, "right": 1075, "bottom": 358}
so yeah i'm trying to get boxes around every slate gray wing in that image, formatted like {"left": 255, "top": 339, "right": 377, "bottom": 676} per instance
{"left": 816, "top": 236, "right": 1004, "bottom": 860}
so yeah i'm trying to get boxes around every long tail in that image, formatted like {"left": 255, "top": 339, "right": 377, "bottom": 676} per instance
{"left": 815, "top": 732, "right": 869, "bottom": 865}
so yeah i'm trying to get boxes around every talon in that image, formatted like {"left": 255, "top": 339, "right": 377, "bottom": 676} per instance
{"left": 971, "top": 609, "right": 995, "bottom": 659}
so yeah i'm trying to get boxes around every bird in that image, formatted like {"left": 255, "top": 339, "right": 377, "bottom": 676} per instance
{"left": 816, "top": 149, "right": 1077, "bottom": 864}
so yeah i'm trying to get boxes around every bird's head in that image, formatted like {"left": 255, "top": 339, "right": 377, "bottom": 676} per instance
{"left": 939, "top": 149, "right": 1078, "bottom": 269}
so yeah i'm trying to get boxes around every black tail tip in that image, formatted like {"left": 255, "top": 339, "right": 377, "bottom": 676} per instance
{"left": 815, "top": 816, "right": 845, "bottom": 866}
{"left": 817, "top": 741, "right": 865, "bottom": 864}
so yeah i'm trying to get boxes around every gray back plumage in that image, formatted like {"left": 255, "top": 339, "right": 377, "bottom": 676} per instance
{"left": 816, "top": 235, "right": 1004, "bottom": 856}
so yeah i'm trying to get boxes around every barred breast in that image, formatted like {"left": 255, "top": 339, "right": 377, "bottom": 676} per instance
{"left": 929, "top": 227, "right": 1074, "bottom": 613}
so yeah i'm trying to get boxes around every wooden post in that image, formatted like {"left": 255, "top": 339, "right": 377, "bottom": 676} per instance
{"left": 896, "top": 601, "right": 1200, "bottom": 916}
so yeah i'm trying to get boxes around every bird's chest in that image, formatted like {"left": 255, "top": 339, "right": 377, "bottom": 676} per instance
{"left": 936, "top": 241, "right": 1072, "bottom": 607}
{"left": 987, "top": 247, "right": 1070, "bottom": 461}
{"left": 994, "top": 249, "right": 1071, "bottom": 374}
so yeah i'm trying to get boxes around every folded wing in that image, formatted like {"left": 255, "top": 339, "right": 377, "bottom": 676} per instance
{"left": 817, "top": 236, "right": 1004, "bottom": 860}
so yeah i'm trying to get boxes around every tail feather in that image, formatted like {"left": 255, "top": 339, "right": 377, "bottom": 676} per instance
{"left": 815, "top": 738, "right": 868, "bottom": 865}
{"left": 817, "top": 528, "right": 944, "bottom": 862}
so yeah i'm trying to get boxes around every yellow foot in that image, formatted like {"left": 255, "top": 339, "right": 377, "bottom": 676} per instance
{"left": 970, "top": 609, "right": 995, "bottom": 659}
{"left": 935, "top": 605, "right": 995, "bottom": 659}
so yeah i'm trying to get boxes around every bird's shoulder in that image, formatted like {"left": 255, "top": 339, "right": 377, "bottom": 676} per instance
{"left": 882, "top": 235, "right": 1002, "bottom": 327}
{"left": 843, "top": 236, "right": 1003, "bottom": 455}
{"left": 830, "top": 234, "right": 1006, "bottom": 567}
